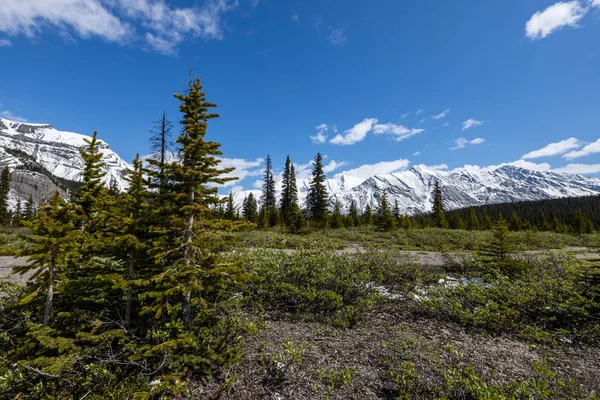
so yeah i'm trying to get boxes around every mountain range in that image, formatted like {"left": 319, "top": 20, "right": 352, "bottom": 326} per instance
{"left": 1, "top": 117, "right": 600, "bottom": 214}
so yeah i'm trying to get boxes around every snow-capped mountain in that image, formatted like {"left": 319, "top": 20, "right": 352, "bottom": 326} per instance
{"left": 0, "top": 117, "right": 131, "bottom": 207}
{"left": 230, "top": 164, "right": 600, "bottom": 215}
{"left": 2, "top": 116, "right": 600, "bottom": 215}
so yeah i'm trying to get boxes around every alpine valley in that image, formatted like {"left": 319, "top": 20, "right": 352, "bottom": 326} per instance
{"left": 1, "top": 116, "right": 600, "bottom": 214}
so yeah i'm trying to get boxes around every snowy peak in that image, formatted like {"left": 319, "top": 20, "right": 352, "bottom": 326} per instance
{"left": 230, "top": 165, "right": 600, "bottom": 216}
{"left": 0, "top": 117, "right": 132, "bottom": 207}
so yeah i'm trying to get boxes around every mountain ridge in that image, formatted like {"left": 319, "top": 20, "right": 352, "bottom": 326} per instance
{"left": 0, "top": 117, "right": 131, "bottom": 208}
{"left": 1, "top": 116, "right": 600, "bottom": 215}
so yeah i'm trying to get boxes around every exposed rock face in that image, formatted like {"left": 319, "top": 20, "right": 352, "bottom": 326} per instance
{"left": 0, "top": 117, "right": 131, "bottom": 209}
{"left": 9, "top": 170, "right": 66, "bottom": 206}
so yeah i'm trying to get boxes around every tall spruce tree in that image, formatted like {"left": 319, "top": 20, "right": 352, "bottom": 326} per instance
{"left": 148, "top": 77, "right": 238, "bottom": 328}
{"left": 431, "top": 180, "right": 448, "bottom": 229}
{"left": 261, "top": 154, "right": 277, "bottom": 227}
{"left": 78, "top": 131, "right": 108, "bottom": 233}
{"left": 0, "top": 166, "right": 10, "bottom": 225}
{"left": 15, "top": 191, "right": 80, "bottom": 326}
{"left": 243, "top": 193, "right": 258, "bottom": 223}
{"left": 279, "top": 155, "right": 294, "bottom": 224}
{"left": 225, "top": 191, "right": 236, "bottom": 220}
{"left": 116, "top": 154, "right": 150, "bottom": 328}
{"left": 307, "top": 152, "right": 329, "bottom": 226}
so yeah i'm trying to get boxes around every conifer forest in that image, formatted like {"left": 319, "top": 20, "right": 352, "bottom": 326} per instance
{"left": 1, "top": 77, "right": 600, "bottom": 399}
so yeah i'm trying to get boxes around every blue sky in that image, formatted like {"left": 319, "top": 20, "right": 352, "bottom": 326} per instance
{"left": 1, "top": 0, "right": 599, "bottom": 192}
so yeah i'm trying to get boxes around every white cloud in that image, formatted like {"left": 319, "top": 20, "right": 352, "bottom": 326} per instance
{"left": 211, "top": 157, "right": 264, "bottom": 187}
{"left": 310, "top": 123, "right": 329, "bottom": 144}
{"left": 0, "top": 38, "right": 11, "bottom": 46}
{"left": 420, "top": 163, "right": 448, "bottom": 170}
{"left": 451, "top": 137, "right": 485, "bottom": 150}
{"left": 431, "top": 109, "right": 450, "bottom": 120}
{"left": 522, "top": 137, "right": 581, "bottom": 159}
{"left": 292, "top": 13, "right": 300, "bottom": 23}
{"left": 462, "top": 119, "right": 483, "bottom": 131}
{"left": 323, "top": 160, "right": 347, "bottom": 174}
{"left": 0, "top": 0, "right": 130, "bottom": 42}
{"left": 416, "top": 109, "right": 423, "bottom": 115}
{"left": 563, "top": 138, "right": 600, "bottom": 160}
{"left": 401, "top": 112, "right": 409, "bottom": 119}
{"left": 327, "top": 28, "right": 347, "bottom": 46}
{"left": 330, "top": 118, "right": 377, "bottom": 145}
{"left": 506, "top": 159, "right": 551, "bottom": 171}
{"left": 443, "top": 122, "right": 450, "bottom": 127}
{"left": 593, "top": 0, "right": 600, "bottom": 7}
{"left": 333, "top": 158, "right": 410, "bottom": 179}
{"left": 459, "top": 159, "right": 551, "bottom": 173}
{"left": 413, "top": 151, "right": 421, "bottom": 156}
{"left": 553, "top": 163, "right": 600, "bottom": 174}
{"left": 0, "top": 110, "right": 27, "bottom": 122}
{"left": 451, "top": 138, "right": 469, "bottom": 150}
{"left": 525, "top": 1, "right": 587, "bottom": 40}
{"left": 372, "top": 123, "right": 424, "bottom": 142}
{"left": 293, "top": 157, "right": 345, "bottom": 180}
{"left": 0, "top": 0, "right": 236, "bottom": 55}
{"left": 418, "top": 118, "right": 426, "bottom": 124}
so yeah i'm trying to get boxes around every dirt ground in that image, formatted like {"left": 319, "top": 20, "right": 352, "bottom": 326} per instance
{"left": 0, "top": 256, "right": 31, "bottom": 285}
{"left": 189, "top": 303, "right": 600, "bottom": 399}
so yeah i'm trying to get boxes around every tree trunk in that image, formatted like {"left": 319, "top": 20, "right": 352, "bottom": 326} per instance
{"left": 125, "top": 249, "right": 134, "bottom": 329}
{"left": 182, "top": 178, "right": 195, "bottom": 328}
{"left": 43, "top": 265, "right": 54, "bottom": 326}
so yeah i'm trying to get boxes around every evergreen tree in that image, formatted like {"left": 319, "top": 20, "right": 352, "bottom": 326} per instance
{"left": 536, "top": 210, "right": 551, "bottom": 231}
{"left": 243, "top": 193, "right": 258, "bottom": 223}
{"left": 509, "top": 211, "right": 522, "bottom": 231}
{"left": 24, "top": 194, "right": 35, "bottom": 221}
{"left": 15, "top": 191, "right": 80, "bottom": 326}
{"left": 307, "top": 152, "right": 329, "bottom": 226}
{"left": 431, "top": 180, "right": 448, "bottom": 229}
{"left": 13, "top": 199, "right": 22, "bottom": 227}
{"left": 0, "top": 166, "right": 10, "bottom": 225}
{"left": 480, "top": 209, "right": 493, "bottom": 230}
{"left": 375, "top": 190, "right": 395, "bottom": 231}
{"left": 148, "top": 77, "right": 238, "bottom": 328}
{"left": 348, "top": 199, "right": 359, "bottom": 227}
{"left": 225, "top": 191, "right": 236, "bottom": 220}
{"left": 575, "top": 208, "right": 589, "bottom": 235}
{"left": 116, "top": 154, "right": 151, "bottom": 328}
{"left": 282, "top": 163, "right": 305, "bottom": 233}
{"left": 362, "top": 204, "right": 373, "bottom": 226}
{"left": 479, "top": 214, "right": 521, "bottom": 277}
{"left": 280, "top": 155, "right": 300, "bottom": 226}
{"left": 448, "top": 213, "right": 465, "bottom": 230}
{"left": 393, "top": 199, "right": 401, "bottom": 222}
{"left": 466, "top": 207, "right": 479, "bottom": 231}
{"left": 261, "top": 154, "right": 277, "bottom": 227}
{"left": 78, "top": 131, "right": 108, "bottom": 233}
{"left": 331, "top": 200, "right": 344, "bottom": 229}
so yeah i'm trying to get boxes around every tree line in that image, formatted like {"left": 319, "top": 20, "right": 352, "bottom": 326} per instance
{"left": 216, "top": 157, "right": 599, "bottom": 234}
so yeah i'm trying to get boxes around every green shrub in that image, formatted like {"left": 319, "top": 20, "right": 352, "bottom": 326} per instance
{"left": 421, "top": 252, "right": 600, "bottom": 342}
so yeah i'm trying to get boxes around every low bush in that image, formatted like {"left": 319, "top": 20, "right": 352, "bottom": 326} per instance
{"left": 421, "top": 252, "right": 600, "bottom": 342}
